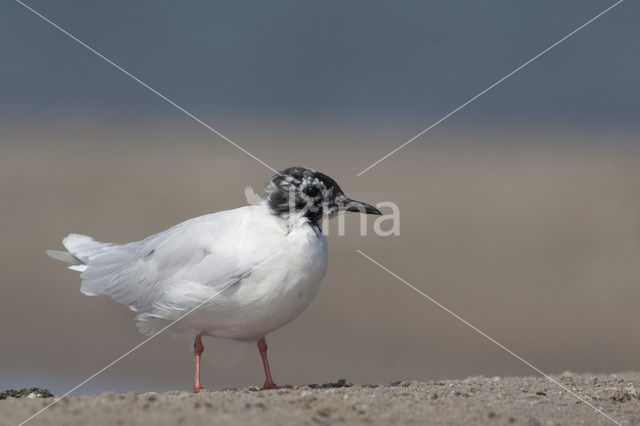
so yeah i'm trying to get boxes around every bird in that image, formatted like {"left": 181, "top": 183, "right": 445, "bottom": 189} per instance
{"left": 47, "top": 166, "right": 381, "bottom": 392}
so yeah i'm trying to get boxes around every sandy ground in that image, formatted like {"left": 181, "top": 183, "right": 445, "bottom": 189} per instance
{"left": 2, "top": 373, "right": 640, "bottom": 425}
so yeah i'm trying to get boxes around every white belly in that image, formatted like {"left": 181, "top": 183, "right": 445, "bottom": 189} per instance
{"left": 181, "top": 224, "right": 328, "bottom": 340}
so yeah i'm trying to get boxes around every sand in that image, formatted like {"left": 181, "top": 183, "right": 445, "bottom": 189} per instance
{"left": 2, "top": 373, "right": 639, "bottom": 425}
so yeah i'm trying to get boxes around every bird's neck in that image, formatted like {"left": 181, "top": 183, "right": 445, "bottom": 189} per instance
{"left": 263, "top": 201, "right": 323, "bottom": 234}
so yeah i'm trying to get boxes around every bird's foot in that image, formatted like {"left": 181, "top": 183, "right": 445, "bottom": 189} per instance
{"left": 260, "top": 382, "right": 285, "bottom": 391}
{"left": 193, "top": 385, "right": 215, "bottom": 393}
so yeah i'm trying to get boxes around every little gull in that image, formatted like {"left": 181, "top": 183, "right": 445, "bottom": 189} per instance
{"left": 47, "top": 166, "right": 381, "bottom": 391}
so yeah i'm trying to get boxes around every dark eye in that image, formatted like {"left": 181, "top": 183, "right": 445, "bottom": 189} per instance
{"left": 303, "top": 185, "right": 320, "bottom": 197}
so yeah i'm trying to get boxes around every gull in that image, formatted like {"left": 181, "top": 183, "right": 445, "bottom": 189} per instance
{"left": 47, "top": 166, "right": 381, "bottom": 391}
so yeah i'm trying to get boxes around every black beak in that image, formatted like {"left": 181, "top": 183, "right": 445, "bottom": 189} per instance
{"left": 342, "top": 198, "right": 382, "bottom": 215}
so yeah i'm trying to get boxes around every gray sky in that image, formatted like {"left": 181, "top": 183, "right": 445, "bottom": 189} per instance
{"left": 2, "top": 1, "right": 639, "bottom": 131}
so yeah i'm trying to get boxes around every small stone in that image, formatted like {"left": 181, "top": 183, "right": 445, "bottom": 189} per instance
{"left": 321, "top": 379, "right": 352, "bottom": 388}
{"left": 316, "top": 405, "right": 338, "bottom": 418}
{"left": 0, "top": 388, "right": 54, "bottom": 400}
{"left": 611, "top": 390, "right": 637, "bottom": 402}
{"left": 352, "top": 403, "right": 368, "bottom": 414}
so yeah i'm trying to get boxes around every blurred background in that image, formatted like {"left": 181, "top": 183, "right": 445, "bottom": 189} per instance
{"left": 1, "top": 0, "right": 639, "bottom": 395}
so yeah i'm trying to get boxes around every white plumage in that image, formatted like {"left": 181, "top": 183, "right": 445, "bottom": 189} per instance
{"left": 48, "top": 202, "right": 327, "bottom": 342}
{"left": 47, "top": 166, "right": 380, "bottom": 390}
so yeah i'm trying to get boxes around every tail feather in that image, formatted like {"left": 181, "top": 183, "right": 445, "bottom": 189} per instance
{"left": 47, "top": 233, "right": 120, "bottom": 270}
{"left": 62, "top": 234, "right": 118, "bottom": 263}
{"left": 48, "top": 233, "right": 145, "bottom": 309}
{"left": 45, "top": 249, "right": 80, "bottom": 264}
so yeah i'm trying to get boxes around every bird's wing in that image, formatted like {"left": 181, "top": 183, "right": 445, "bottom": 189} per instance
{"left": 78, "top": 205, "right": 277, "bottom": 313}
{"left": 244, "top": 185, "right": 263, "bottom": 205}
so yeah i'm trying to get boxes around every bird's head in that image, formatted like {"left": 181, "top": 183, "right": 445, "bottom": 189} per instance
{"left": 265, "top": 167, "right": 381, "bottom": 227}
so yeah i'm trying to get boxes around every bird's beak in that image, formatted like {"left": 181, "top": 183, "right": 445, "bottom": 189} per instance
{"left": 341, "top": 198, "right": 382, "bottom": 215}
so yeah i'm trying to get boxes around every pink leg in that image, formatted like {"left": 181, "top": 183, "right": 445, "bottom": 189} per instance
{"left": 257, "top": 337, "right": 282, "bottom": 390}
{"left": 193, "top": 333, "right": 208, "bottom": 392}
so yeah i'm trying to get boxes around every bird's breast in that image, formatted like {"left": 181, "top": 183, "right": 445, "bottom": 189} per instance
{"left": 194, "top": 222, "right": 328, "bottom": 340}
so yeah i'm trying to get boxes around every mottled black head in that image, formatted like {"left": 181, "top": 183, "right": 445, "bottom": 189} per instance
{"left": 265, "top": 167, "right": 381, "bottom": 228}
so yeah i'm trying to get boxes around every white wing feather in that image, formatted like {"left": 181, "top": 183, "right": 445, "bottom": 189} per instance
{"left": 50, "top": 206, "right": 273, "bottom": 315}
{"left": 244, "top": 186, "right": 263, "bottom": 205}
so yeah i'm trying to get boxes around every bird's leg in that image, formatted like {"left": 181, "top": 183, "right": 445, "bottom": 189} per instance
{"left": 257, "top": 337, "right": 282, "bottom": 390}
{"left": 193, "top": 333, "right": 208, "bottom": 392}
